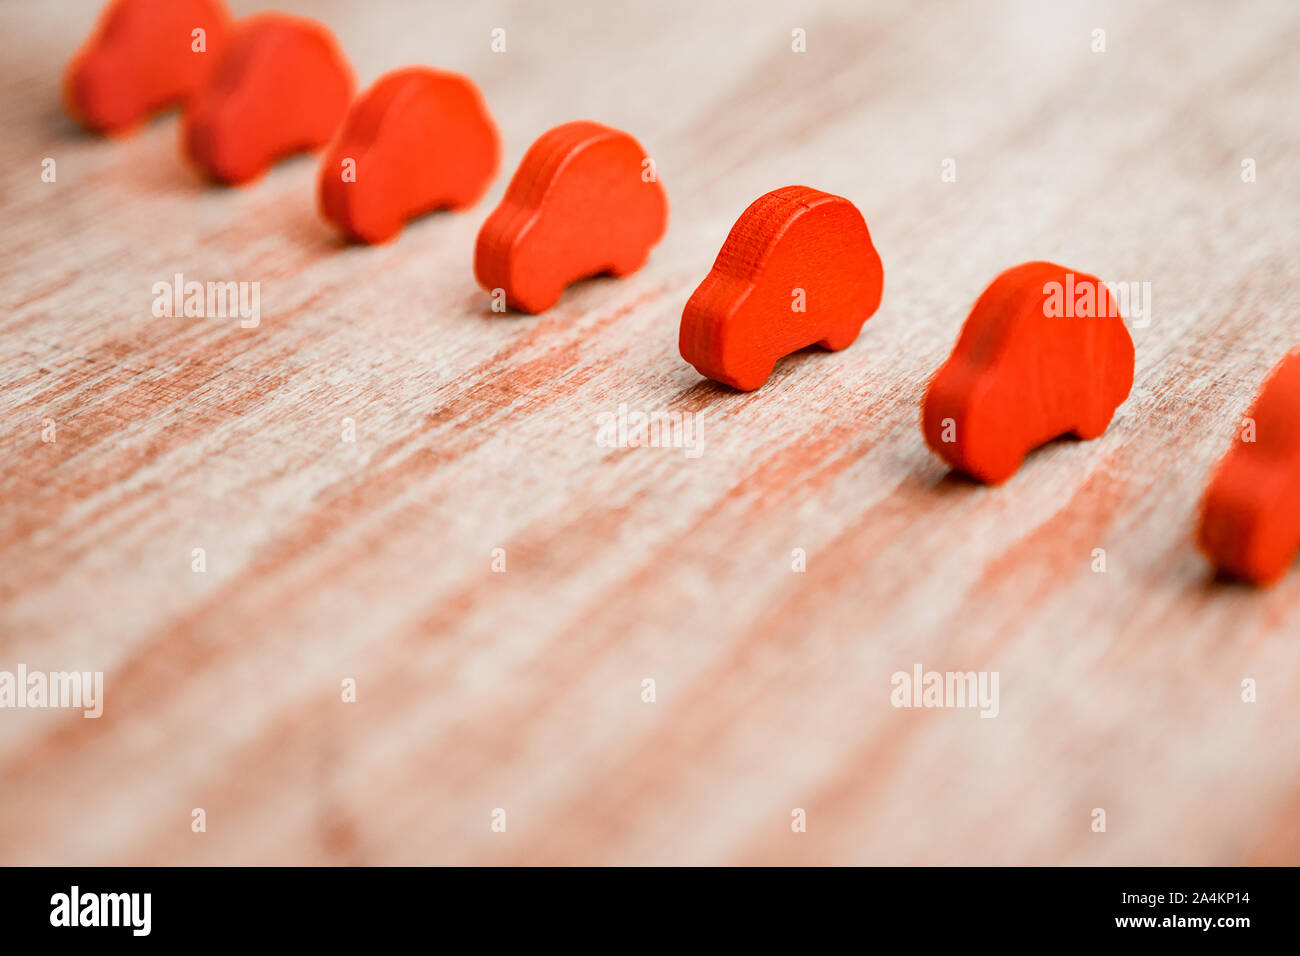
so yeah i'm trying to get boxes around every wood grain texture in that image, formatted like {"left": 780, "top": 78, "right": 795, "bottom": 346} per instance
{"left": 1, "top": 0, "right": 1298, "bottom": 865}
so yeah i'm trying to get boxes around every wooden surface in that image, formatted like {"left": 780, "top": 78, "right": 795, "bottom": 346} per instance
{"left": 2, "top": 0, "right": 1298, "bottom": 865}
